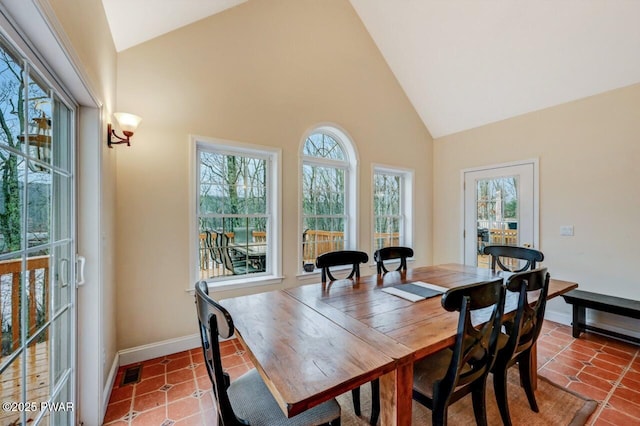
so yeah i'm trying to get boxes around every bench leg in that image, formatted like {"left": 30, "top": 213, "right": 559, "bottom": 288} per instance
{"left": 572, "top": 305, "right": 586, "bottom": 338}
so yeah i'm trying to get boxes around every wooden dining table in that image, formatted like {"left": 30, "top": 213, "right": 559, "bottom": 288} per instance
{"left": 219, "top": 263, "right": 578, "bottom": 425}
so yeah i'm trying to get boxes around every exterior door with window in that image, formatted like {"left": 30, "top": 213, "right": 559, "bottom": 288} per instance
{"left": 463, "top": 161, "right": 538, "bottom": 268}
{"left": 0, "top": 40, "right": 76, "bottom": 425}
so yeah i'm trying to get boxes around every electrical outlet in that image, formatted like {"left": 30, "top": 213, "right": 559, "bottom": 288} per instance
{"left": 560, "top": 225, "right": 574, "bottom": 236}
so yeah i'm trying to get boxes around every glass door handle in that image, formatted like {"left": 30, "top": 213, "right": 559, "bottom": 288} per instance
{"left": 76, "top": 255, "right": 86, "bottom": 287}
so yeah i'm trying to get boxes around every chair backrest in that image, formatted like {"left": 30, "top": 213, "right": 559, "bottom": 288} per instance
{"left": 218, "top": 232, "right": 237, "bottom": 274}
{"left": 374, "top": 246, "right": 414, "bottom": 274}
{"left": 438, "top": 279, "right": 505, "bottom": 403}
{"left": 194, "top": 281, "right": 246, "bottom": 425}
{"left": 483, "top": 245, "right": 544, "bottom": 272}
{"left": 315, "top": 250, "right": 369, "bottom": 283}
{"left": 502, "top": 267, "right": 550, "bottom": 357}
{"left": 204, "top": 231, "right": 223, "bottom": 265}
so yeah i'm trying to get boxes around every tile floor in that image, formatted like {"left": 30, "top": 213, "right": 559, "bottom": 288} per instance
{"left": 103, "top": 321, "right": 640, "bottom": 425}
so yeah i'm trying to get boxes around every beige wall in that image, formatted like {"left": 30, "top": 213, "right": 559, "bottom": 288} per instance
{"left": 115, "top": 0, "right": 433, "bottom": 350}
{"left": 434, "top": 83, "right": 640, "bottom": 332}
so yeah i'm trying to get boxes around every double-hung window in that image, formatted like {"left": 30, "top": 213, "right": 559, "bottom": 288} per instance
{"left": 195, "top": 137, "right": 280, "bottom": 286}
{"left": 301, "top": 128, "right": 357, "bottom": 271}
{"left": 373, "top": 166, "right": 413, "bottom": 251}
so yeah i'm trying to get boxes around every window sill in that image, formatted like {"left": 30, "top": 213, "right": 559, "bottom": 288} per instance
{"left": 185, "top": 275, "right": 284, "bottom": 293}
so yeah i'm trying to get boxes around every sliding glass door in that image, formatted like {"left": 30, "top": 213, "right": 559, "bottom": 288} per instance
{"left": 0, "top": 36, "right": 76, "bottom": 426}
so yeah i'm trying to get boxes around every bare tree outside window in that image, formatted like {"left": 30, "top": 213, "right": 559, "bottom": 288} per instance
{"left": 374, "top": 172, "right": 401, "bottom": 250}
{"left": 302, "top": 133, "right": 349, "bottom": 264}
{"left": 198, "top": 149, "right": 268, "bottom": 279}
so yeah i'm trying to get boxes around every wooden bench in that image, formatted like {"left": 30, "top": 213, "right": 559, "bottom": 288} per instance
{"left": 561, "top": 289, "right": 640, "bottom": 344}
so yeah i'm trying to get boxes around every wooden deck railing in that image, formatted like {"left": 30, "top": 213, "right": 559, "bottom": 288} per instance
{"left": 0, "top": 256, "right": 49, "bottom": 353}
{"left": 302, "top": 230, "right": 400, "bottom": 263}
{"left": 489, "top": 228, "right": 518, "bottom": 245}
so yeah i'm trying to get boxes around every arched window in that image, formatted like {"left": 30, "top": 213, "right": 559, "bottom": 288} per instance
{"left": 300, "top": 126, "right": 357, "bottom": 271}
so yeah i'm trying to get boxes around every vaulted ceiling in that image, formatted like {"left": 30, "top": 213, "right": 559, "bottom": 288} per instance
{"left": 102, "top": 0, "right": 640, "bottom": 138}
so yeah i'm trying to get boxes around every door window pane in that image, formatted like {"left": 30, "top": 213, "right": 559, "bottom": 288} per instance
{"left": 476, "top": 176, "right": 519, "bottom": 268}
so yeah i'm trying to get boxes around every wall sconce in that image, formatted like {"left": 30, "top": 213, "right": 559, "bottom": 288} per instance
{"left": 108, "top": 112, "right": 142, "bottom": 148}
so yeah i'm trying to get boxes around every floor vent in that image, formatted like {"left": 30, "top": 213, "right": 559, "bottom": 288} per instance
{"left": 121, "top": 365, "right": 143, "bottom": 386}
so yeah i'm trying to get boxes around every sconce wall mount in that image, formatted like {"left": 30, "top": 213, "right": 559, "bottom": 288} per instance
{"left": 108, "top": 112, "right": 142, "bottom": 148}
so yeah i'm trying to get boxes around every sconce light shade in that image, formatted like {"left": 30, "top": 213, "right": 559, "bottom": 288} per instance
{"left": 108, "top": 112, "right": 142, "bottom": 148}
{"left": 114, "top": 112, "right": 142, "bottom": 134}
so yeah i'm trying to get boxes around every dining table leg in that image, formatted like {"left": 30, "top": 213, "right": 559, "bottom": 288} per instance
{"left": 379, "top": 360, "right": 413, "bottom": 426}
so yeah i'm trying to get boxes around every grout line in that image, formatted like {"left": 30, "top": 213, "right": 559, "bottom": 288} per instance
{"left": 586, "top": 343, "right": 639, "bottom": 425}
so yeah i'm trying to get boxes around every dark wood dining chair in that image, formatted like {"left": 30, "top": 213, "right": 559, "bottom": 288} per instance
{"left": 483, "top": 245, "right": 544, "bottom": 273}
{"left": 315, "top": 250, "right": 369, "bottom": 283}
{"left": 412, "top": 278, "right": 506, "bottom": 426}
{"left": 373, "top": 246, "right": 414, "bottom": 274}
{"left": 219, "top": 232, "right": 263, "bottom": 275}
{"left": 314, "top": 250, "right": 377, "bottom": 424}
{"left": 194, "top": 281, "right": 341, "bottom": 426}
{"left": 493, "top": 267, "right": 550, "bottom": 426}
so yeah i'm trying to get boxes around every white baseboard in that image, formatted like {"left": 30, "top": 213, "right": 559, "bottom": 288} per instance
{"left": 544, "top": 309, "right": 572, "bottom": 327}
{"left": 118, "top": 333, "right": 202, "bottom": 366}
{"left": 103, "top": 352, "right": 120, "bottom": 420}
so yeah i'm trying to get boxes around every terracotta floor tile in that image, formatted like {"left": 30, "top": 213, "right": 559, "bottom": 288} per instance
{"left": 623, "top": 368, "right": 640, "bottom": 384}
{"left": 620, "top": 373, "right": 640, "bottom": 390}
{"left": 226, "top": 364, "right": 250, "bottom": 382}
{"left": 166, "top": 356, "right": 192, "bottom": 372}
{"left": 167, "top": 380, "right": 198, "bottom": 402}
{"left": 600, "top": 343, "right": 637, "bottom": 359}
{"left": 140, "top": 363, "right": 166, "bottom": 380}
{"left": 538, "top": 334, "right": 571, "bottom": 349}
{"left": 102, "top": 420, "right": 129, "bottom": 426}
{"left": 612, "top": 384, "right": 640, "bottom": 403}
{"left": 221, "top": 353, "right": 245, "bottom": 369}
{"left": 590, "top": 357, "right": 626, "bottom": 375}
{"left": 167, "top": 396, "right": 201, "bottom": 422}
{"left": 133, "top": 389, "right": 166, "bottom": 413}
{"left": 135, "top": 375, "right": 166, "bottom": 396}
{"left": 167, "top": 368, "right": 195, "bottom": 385}
{"left": 193, "top": 363, "right": 208, "bottom": 378}
{"left": 142, "top": 356, "right": 166, "bottom": 366}
{"left": 569, "top": 338, "right": 605, "bottom": 353}
{"left": 597, "top": 407, "right": 640, "bottom": 425}
{"left": 567, "top": 381, "right": 609, "bottom": 402}
{"left": 109, "top": 384, "right": 134, "bottom": 404}
{"left": 591, "top": 417, "right": 616, "bottom": 426}
{"left": 602, "top": 339, "right": 639, "bottom": 354}
{"left": 219, "top": 344, "right": 238, "bottom": 358}
{"left": 562, "top": 347, "right": 597, "bottom": 362}
{"left": 197, "top": 375, "right": 212, "bottom": 390}
{"left": 555, "top": 353, "right": 590, "bottom": 370}
{"left": 544, "top": 357, "right": 582, "bottom": 377}
{"left": 576, "top": 371, "right": 616, "bottom": 393}
{"left": 191, "top": 352, "right": 205, "bottom": 364}
{"left": 606, "top": 395, "right": 640, "bottom": 419}
{"left": 581, "top": 365, "right": 622, "bottom": 383}
{"left": 130, "top": 405, "right": 167, "bottom": 425}
{"left": 595, "top": 351, "right": 633, "bottom": 367}
{"left": 103, "top": 399, "right": 132, "bottom": 424}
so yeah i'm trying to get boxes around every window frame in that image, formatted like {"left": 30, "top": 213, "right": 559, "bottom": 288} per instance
{"left": 371, "top": 164, "right": 414, "bottom": 259}
{"left": 189, "top": 135, "right": 282, "bottom": 290}
{"left": 298, "top": 125, "right": 358, "bottom": 276}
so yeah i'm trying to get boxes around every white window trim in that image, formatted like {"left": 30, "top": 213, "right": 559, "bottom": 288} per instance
{"left": 188, "top": 135, "right": 282, "bottom": 290}
{"left": 371, "top": 164, "right": 414, "bottom": 260}
{"left": 298, "top": 124, "right": 359, "bottom": 274}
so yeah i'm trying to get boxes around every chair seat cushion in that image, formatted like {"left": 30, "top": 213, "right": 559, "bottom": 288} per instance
{"left": 228, "top": 369, "right": 341, "bottom": 426}
{"left": 413, "top": 348, "right": 453, "bottom": 399}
